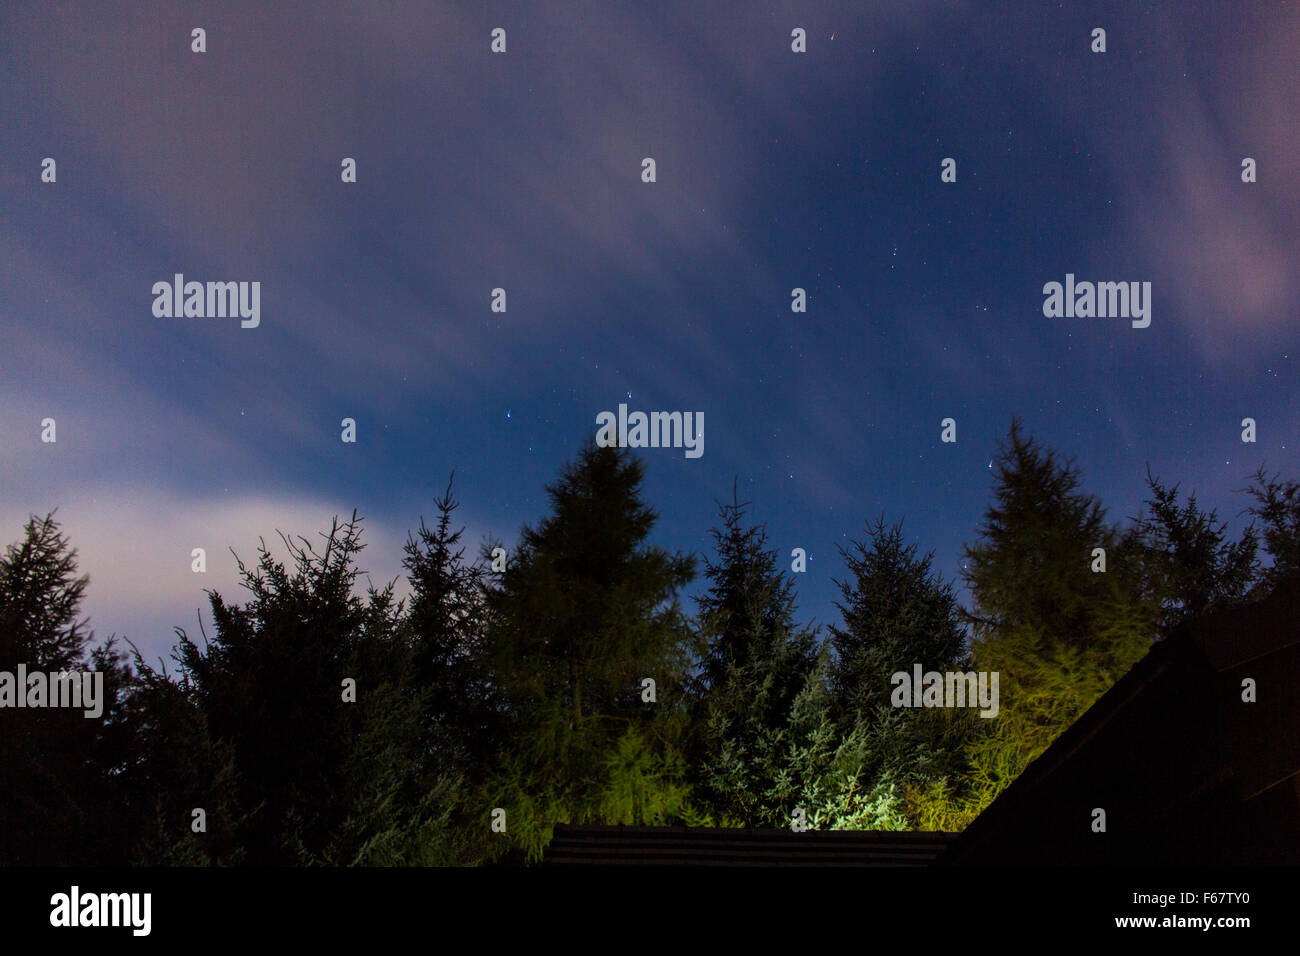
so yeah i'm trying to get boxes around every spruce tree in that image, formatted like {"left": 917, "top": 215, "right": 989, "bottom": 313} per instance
{"left": 401, "top": 473, "right": 496, "bottom": 771}
{"left": 689, "top": 488, "right": 819, "bottom": 826}
{"left": 826, "top": 516, "right": 972, "bottom": 828}
{"left": 829, "top": 516, "right": 968, "bottom": 720}
{"left": 118, "top": 651, "right": 245, "bottom": 864}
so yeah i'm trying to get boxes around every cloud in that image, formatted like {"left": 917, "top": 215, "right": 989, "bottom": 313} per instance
{"left": 0, "top": 489, "right": 419, "bottom": 663}
{"left": 1089, "top": 7, "right": 1300, "bottom": 361}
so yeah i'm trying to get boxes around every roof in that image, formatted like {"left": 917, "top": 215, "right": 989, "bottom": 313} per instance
{"left": 544, "top": 824, "right": 955, "bottom": 867}
{"left": 941, "top": 571, "right": 1300, "bottom": 866}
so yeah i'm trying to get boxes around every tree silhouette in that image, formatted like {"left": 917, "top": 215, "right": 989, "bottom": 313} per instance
{"left": 829, "top": 516, "right": 972, "bottom": 828}
{"left": 1241, "top": 466, "right": 1300, "bottom": 595}
{"left": 0, "top": 513, "right": 132, "bottom": 865}
{"left": 161, "top": 513, "right": 452, "bottom": 864}
{"left": 1134, "top": 466, "right": 1258, "bottom": 634}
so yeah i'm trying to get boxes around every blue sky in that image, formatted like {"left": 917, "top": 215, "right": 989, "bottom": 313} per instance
{"left": 2, "top": 0, "right": 1296, "bottom": 663}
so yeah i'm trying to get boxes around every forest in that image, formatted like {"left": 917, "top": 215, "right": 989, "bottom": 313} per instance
{"left": 2, "top": 419, "right": 1297, "bottom": 866}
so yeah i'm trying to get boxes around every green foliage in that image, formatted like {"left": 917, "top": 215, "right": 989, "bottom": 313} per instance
{"left": 12, "top": 430, "right": 1294, "bottom": 863}
{"left": 487, "top": 443, "right": 695, "bottom": 723}
{"left": 822, "top": 517, "right": 974, "bottom": 828}
{"left": 599, "top": 729, "right": 705, "bottom": 827}
{"left": 901, "top": 775, "right": 984, "bottom": 832}
{"left": 689, "top": 491, "right": 821, "bottom": 826}
{"left": 486, "top": 753, "right": 574, "bottom": 863}
{"left": 483, "top": 443, "right": 698, "bottom": 858}
{"left": 959, "top": 420, "right": 1156, "bottom": 813}
{"left": 829, "top": 517, "right": 969, "bottom": 720}
{"left": 817, "top": 771, "right": 911, "bottom": 832}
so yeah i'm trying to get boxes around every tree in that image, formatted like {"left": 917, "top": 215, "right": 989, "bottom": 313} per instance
{"left": 827, "top": 516, "right": 973, "bottom": 828}
{"left": 401, "top": 473, "right": 498, "bottom": 772}
{"left": 829, "top": 517, "right": 968, "bottom": 720}
{"left": 0, "top": 513, "right": 133, "bottom": 865}
{"left": 118, "top": 646, "right": 245, "bottom": 865}
{"left": 688, "top": 488, "right": 820, "bottom": 826}
{"left": 959, "top": 421, "right": 1156, "bottom": 812}
{"left": 483, "top": 442, "right": 698, "bottom": 858}
{"left": 160, "top": 512, "right": 455, "bottom": 865}
{"left": 1241, "top": 466, "right": 1300, "bottom": 596}
{"left": 1134, "top": 466, "right": 1258, "bottom": 634}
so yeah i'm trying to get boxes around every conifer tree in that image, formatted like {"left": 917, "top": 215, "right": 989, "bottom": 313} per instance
{"left": 826, "top": 517, "right": 972, "bottom": 827}
{"left": 119, "top": 649, "right": 245, "bottom": 865}
{"left": 401, "top": 473, "right": 497, "bottom": 771}
{"left": 829, "top": 517, "right": 968, "bottom": 720}
{"left": 689, "top": 489, "right": 819, "bottom": 826}
{"left": 163, "top": 513, "right": 449, "bottom": 864}
{"left": 484, "top": 442, "right": 698, "bottom": 858}
{"left": 959, "top": 421, "right": 1156, "bottom": 811}
{"left": 0, "top": 513, "right": 132, "bottom": 864}
{"left": 1135, "top": 467, "right": 1258, "bottom": 634}
{"left": 1241, "top": 466, "right": 1300, "bottom": 595}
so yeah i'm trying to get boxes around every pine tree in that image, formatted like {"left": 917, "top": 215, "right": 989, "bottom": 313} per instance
{"left": 689, "top": 488, "right": 819, "bottom": 826}
{"left": 162, "top": 512, "right": 448, "bottom": 864}
{"left": 829, "top": 516, "right": 968, "bottom": 721}
{"left": 118, "top": 650, "right": 245, "bottom": 864}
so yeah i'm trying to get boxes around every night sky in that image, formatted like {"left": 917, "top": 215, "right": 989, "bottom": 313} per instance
{"left": 2, "top": 1, "right": 1296, "bottom": 664}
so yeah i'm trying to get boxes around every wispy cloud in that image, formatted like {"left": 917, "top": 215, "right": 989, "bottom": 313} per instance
{"left": 0, "top": 487, "right": 507, "bottom": 663}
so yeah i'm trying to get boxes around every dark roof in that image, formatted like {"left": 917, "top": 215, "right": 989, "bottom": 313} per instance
{"left": 941, "top": 572, "right": 1300, "bottom": 866}
{"left": 544, "top": 824, "right": 955, "bottom": 867}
